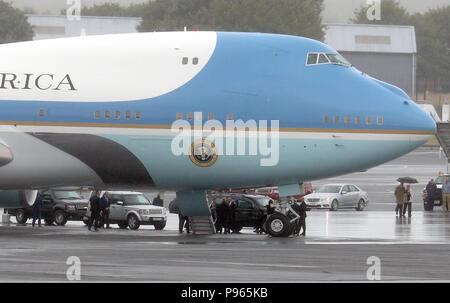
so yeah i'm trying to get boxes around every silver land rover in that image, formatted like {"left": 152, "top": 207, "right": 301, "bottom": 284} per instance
{"left": 84, "top": 191, "right": 167, "bottom": 230}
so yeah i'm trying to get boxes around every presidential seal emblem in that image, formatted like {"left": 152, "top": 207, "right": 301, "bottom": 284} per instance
{"left": 189, "top": 139, "right": 218, "bottom": 167}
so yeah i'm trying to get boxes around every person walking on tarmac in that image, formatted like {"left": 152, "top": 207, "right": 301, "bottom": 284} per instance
{"left": 402, "top": 185, "right": 413, "bottom": 217}
{"left": 88, "top": 191, "right": 101, "bottom": 231}
{"left": 426, "top": 179, "right": 437, "bottom": 211}
{"left": 32, "top": 193, "right": 43, "bottom": 227}
{"left": 442, "top": 178, "right": 450, "bottom": 212}
{"left": 395, "top": 182, "right": 406, "bottom": 216}
{"left": 100, "top": 192, "right": 111, "bottom": 228}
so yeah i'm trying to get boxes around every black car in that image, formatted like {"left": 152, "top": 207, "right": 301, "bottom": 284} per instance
{"left": 211, "top": 195, "right": 271, "bottom": 233}
{"left": 8, "top": 189, "right": 89, "bottom": 225}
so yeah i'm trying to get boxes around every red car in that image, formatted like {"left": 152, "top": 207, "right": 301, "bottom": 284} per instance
{"left": 254, "top": 183, "right": 313, "bottom": 201}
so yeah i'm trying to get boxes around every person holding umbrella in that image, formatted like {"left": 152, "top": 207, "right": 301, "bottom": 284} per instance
{"left": 396, "top": 177, "right": 418, "bottom": 217}
{"left": 395, "top": 182, "right": 406, "bottom": 216}
{"left": 403, "top": 185, "right": 413, "bottom": 217}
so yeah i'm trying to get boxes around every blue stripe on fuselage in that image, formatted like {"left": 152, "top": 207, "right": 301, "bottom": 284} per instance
{"left": 0, "top": 32, "right": 435, "bottom": 133}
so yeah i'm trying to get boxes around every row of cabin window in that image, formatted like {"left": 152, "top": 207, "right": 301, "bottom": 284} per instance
{"left": 94, "top": 110, "right": 141, "bottom": 120}
{"left": 38, "top": 109, "right": 142, "bottom": 120}
{"left": 176, "top": 112, "right": 234, "bottom": 121}
{"left": 182, "top": 57, "right": 199, "bottom": 65}
{"left": 324, "top": 115, "right": 383, "bottom": 125}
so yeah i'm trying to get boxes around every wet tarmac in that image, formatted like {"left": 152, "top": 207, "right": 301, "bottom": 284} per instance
{"left": 0, "top": 148, "right": 449, "bottom": 282}
{"left": 1, "top": 211, "right": 450, "bottom": 282}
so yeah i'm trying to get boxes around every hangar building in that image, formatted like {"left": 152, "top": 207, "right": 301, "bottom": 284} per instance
{"left": 26, "top": 14, "right": 142, "bottom": 41}
{"left": 324, "top": 23, "right": 417, "bottom": 99}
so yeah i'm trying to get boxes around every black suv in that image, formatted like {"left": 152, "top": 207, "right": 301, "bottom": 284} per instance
{"left": 8, "top": 189, "right": 89, "bottom": 225}
{"left": 211, "top": 194, "right": 270, "bottom": 233}
{"left": 423, "top": 174, "right": 449, "bottom": 210}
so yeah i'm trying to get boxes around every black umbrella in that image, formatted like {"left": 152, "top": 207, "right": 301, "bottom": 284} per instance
{"left": 397, "top": 177, "right": 418, "bottom": 184}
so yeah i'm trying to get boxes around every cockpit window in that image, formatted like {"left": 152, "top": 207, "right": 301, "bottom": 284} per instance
{"left": 326, "top": 53, "right": 351, "bottom": 66}
{"left": 307, "top": 53, "right": 318, "bottom": 65}
{"left": 318, "top": 54, "right": 330, "bottom": 64}
{"left": 306, "top": 52, "right": 351, "bottom": 67}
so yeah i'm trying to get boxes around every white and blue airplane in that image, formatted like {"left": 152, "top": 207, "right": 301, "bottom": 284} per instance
{"left": 0, "top": 31, "right": 435, "bottom": 235}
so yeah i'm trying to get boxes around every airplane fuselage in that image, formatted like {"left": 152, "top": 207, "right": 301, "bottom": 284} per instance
{"left": 0, "top": 31, "right": 436, "bottom": 192}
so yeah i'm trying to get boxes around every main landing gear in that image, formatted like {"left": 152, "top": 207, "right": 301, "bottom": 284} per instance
{"left": 264, "top": 197, "right": 301, "bottom": 237}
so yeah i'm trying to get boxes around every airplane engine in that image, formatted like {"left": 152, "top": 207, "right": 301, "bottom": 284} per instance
{"left": 0, "top": 190, "right": 38, "bottom": 208}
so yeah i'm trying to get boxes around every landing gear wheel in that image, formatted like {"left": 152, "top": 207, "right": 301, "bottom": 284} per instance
{"left": 127, "top": 214, "right": 140, "bottom": 230}
{"left": 330, "top": 200, "right": 339, "bottom": 211}
{"left": 54, "top": 210, "right": 67, "bottom": 226}
{"left": 356, "top": 199, "right": 365, "bottom": 211}
{"left": 154, "top": 221, "right": 166, "bottom": 230}
{"left": 16, "top": 209, "right": 28, "bottom": 224}
{"left": 265, "top": 213, "right": 293, "bottom": 237}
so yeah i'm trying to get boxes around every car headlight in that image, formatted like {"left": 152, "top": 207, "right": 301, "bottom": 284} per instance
{"left": 65, "top": 205, "right": 75, "bottom": 211}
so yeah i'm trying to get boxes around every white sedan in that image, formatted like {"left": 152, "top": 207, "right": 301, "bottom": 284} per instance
{"left": 304, "top": 184, "right": 369, "bottom": 211}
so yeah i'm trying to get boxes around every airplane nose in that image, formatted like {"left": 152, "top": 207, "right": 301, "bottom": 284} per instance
{"left": 409, "top": 100, "right": 437, "bottom": 133}
{"left": 406, "top": 100, "right": 436, "bottom": 149}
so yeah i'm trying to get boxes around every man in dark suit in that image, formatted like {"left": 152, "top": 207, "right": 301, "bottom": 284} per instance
{"left": 292, "top": 200, "right": 307, "bottom": 236}
{"left": 152, "top": 193, "right": 164, "bottom": 207}
{"left": 32, "top": 193, "right": 43, "bottom": 227}
{"left": 216, "top": 199, "right": 228, "bottom": 233}
{"left": 100, "top": 192, "right": 111, "bottom": 229}
{"left": 88, "top": 191, "right": 101, "bottom": 231}
{"left": 426, "top": 179, "right": 437, "bottom": 211}
{"left": 178, "top": 208, "right": 190, "bottom": 234}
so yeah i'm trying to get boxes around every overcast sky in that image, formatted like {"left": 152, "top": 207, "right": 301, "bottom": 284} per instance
{"left": 8, "top": 0, "right": 450, "bottom": 23}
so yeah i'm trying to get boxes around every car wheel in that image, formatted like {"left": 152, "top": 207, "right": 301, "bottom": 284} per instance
{"left": 118, "top": 222, "right": 128, "bottom": 229}
{"left": 127, "top": 214, "right": 140, "bottom": 230}
{"left": 330, "top": 200, "right": 339, "bottom": 211}
{"left": 265, "top": 213, "right": 293, "bottom": 237}
{"left": 44, "top": 219, "right": 54, "bottom": 225}
{"left": 154, "top": 221, "right": 166, "bottom": 230}
{"left": 54, "top": 210, "right": 67, "bottom": 226}
{"left": 16, "top": 209, "right": 28, "bottom": 224}
{"left": 356, "top": 199, "right": 365, "bottom": 211}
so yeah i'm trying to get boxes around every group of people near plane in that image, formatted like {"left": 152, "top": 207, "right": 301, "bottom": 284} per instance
{"left": 209, "top": 197, "right": 307, "bottom": 237}
{"left": 209, "top": 197, "right": 238, "bottom": 234}
{"left": 87, "top": 191, "right": 111, "bottom": 231}
{"left": 425, "top": 178, "right": 450, "bottom": 212}
{"left": 394, "top": 183, "right": 413, "bottom": 217}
